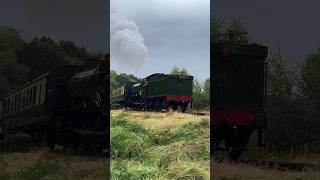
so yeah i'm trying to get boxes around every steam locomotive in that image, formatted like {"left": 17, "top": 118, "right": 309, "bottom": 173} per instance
{"left": 0, "top": 55, "right": 109, "bottom": 152}
{"left": 111, "top": 73, "right": 193, "bottom": 112}
{"left": 211, "top": 41, "right": 268, "bottom": 160}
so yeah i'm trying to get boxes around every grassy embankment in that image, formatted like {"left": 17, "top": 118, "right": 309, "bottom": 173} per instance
{"left": 0, "top": 150, "right": 107, "bottom": 180}
{"left": 213, "top": 135, "right": 320, "bottom": 180}
{"left": 213, "top": 161, "right": 320, "bottom": 180}
{"left": 110, "top": 109, "right": 210, "bottom": 179}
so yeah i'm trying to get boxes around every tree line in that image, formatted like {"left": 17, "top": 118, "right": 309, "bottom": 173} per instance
{"left": 212, "top": 17, "right": 320, "bottom": 154}
{"left": 0, "top": 26, "right": 97, "bottom": 99}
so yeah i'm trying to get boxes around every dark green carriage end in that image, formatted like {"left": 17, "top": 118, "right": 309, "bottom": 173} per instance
{"left": 211, "top": 43, "right": 268, "bottom": 109}
{"left": 144, "top": 73, "right": 194, "bottom": 98}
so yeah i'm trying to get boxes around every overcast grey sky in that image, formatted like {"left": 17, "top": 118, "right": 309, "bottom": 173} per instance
{"left": 111, "top": 0, "right": 210, "bottom": 82}
{"left": 212, "top": 0, "right": 320, "bottom": 63}
{"left": 0, "top": 0, "right": 108, "bottom": 53}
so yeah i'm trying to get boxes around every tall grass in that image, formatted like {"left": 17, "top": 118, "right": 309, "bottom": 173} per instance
{"left": 111, "top": 112, "right": 210, "bottom": 179}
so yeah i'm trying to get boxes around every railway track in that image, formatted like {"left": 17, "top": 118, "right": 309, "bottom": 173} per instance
{"left": 213, "top": 157, "right": 315, "bottom": 171}
{"left": 185, "top": 111, "right": 209, "bottom": 116}
{"left": 119, "top": 108, "right": 210, "bottom": 116}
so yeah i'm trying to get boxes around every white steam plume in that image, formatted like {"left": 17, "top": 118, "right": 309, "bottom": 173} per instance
{"left": 110, "top": 10, "right": 148, "bottom": 68}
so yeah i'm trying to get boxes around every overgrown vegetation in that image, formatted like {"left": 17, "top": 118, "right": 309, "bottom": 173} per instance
{"left": 110, "top": 112, "right": 210, "bottom": 179}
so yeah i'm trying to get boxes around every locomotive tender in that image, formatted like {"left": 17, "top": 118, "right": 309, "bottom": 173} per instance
{"left": 0, "top": 55, "right": 109, "bottom": 152}
{"left": 211, "top": 42, "right": 268, "bottom": 160}
{"left": 111, "top": 73, "right": 193, "bottom": 112}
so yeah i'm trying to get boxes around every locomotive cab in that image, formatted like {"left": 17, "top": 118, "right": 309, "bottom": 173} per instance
{"left": 211, "top": 42, "right": 268, "bottom": 160}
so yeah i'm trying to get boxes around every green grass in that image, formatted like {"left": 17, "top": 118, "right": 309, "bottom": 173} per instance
{"left": 0, "top": 156, "right": 106, "bottom": 180}
{"left": 143, "top": 113, "right": 152, "bottom": 119}
{"left": 13, "top": 160, "right": 71, "bottom": 180}
{"left": 0, "top": 159, "right": 72, "bottom": 180}
{"left": 0, "top": 157, "right": 10, "bottom": 180}
{"left": 111, "top": 112, "right": 210, "bottom": 180}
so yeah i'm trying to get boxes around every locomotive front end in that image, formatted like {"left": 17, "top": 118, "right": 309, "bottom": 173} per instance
{"left": 47, "top": 55, "right": 109, "bottom": 152}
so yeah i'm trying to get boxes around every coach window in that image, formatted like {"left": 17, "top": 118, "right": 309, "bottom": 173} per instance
{"left": 22, "top": 91, "right": 25, "bottom": 109}
{"left": 12, "top": 97, "right": 15, "bottom": 113}
{"left": 38, "top": 85, "right": 42, "bottom": 104}
{"left": 4, "top": 100, "right": 7, "bottom": 115}
{"left": 26, "top": 90, "right": 29, "bottom": 108}
{"left": 23, "top": 90, "right": 28, "bottom": 108}
{"left": 29, "top": 88, "right": 32, "bottom": 107}
{"left": 29, "top": 89, "right": 32, "bottom": 107}
{"left": 7, "top": 99, "right": 10, "bottom": 114}
{"left": 28, "top": 89, "right": 31, "bottom": 107}
{"left": 32, "top": 86, "right": 37, "bottom": 106}
{"left": 18, "top": 93, "right": 21, "bottom": 111}
{"left": 14, "top": 94, "right": 18, "bottom": 112}
{"left": 7, "top": 100, "right": 9, "bottom": 114}
{"left": 10, "top": 98, "right": 13, "bottom": 114}
{"left": 24, "top": 91, "right": 26, "bottom": 109}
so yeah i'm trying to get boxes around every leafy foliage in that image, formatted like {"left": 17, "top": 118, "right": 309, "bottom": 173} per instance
{"left": 110, "top": 70, "right": 140, "bottom": 92}
{"left": 0, "top": 26, "right": 89, "bottom": 98}
{"left": 211, "top": 17, "right": 251, "bottom": 43}
{"left": 192, "top": 79, "right": 210, "bottom": 110}
{"left": 170, "top": 66, "right": 188, "bottom": 75}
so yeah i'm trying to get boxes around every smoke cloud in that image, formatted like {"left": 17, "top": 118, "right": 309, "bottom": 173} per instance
{"left": 110, "top": 9, "right": 148, "bottom": 68}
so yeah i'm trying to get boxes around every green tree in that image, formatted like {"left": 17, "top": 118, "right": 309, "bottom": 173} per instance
{"left": 211, "top": 17, "right": 251, "bottom": 43}
{"left": 110, "top": 70, "right": 140, "bottom": 92}
{"left": 265, "top": 51, "right": 314, "bottom": 153}
{"left": 0, "top": 26, "right": 24, "bottom": 53}
{"left": 203, "top": 79, "right": 210, "bottom": 97}
{"left": 192, "top": 79, "right": 210, "bottom": 110}
{"left": 226, "top": 17, "right": 251, "bottom": 43}
{"left": 59, "top": 40, "right": 88, "bottom": 65}
{"left": 17, "top": 36, "right": 67, "bottom": 78}
{"left": 170, "top": 66, "right": 188, "bottom": 75}
{"left": 210, "top": 17, "right": 224, "bottom": 43}
{"left": 0, "top": 26, "right": 30, "bottom": 97}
